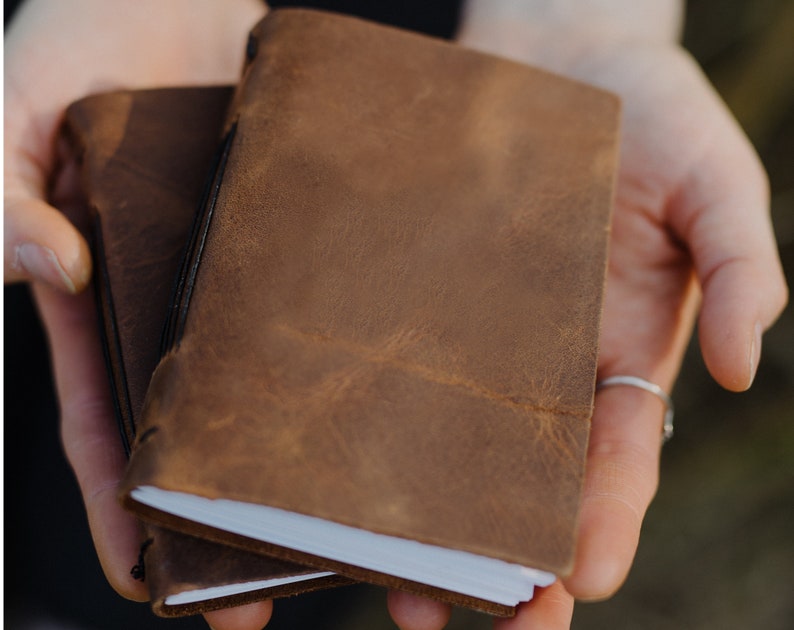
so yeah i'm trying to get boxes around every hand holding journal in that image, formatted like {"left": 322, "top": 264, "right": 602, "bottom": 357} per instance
{"left": 119, "top": 9, "right": 620, "bottom": 616}
{"left": 64, "top": 85, "right": 350, "bottom": 616}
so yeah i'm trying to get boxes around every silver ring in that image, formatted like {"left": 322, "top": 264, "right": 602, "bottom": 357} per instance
{"left": 596, "top": 375, "right": 674, "bottom": 443}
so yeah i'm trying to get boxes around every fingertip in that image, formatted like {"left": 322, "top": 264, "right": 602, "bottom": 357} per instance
{"left": 113, "top": 574, "right": 150, "bottom": 603}
{"left": 698, "top": 280, "right": 763, "bottom": 392}
{"left": 84, "top": 489, "right": 151, "bottom": 603}
{"left": 493, "top": 581, "right": 573, "bottom": 630}
{"left": 4, "top": 197, "right": 92, "bottom": 293}
{"left": 12, "top": 240, "right": 92, "bottom": 293}
{"left": 61, "top": 233, "right": 93, "bottom": 293}
{"left": 387, "top": 590, "right": 451, "bottom": 630}
{"left": 562, "top": 500, "right": 638, "bottom": 602}
{"left": 96, "top": 530, "right": 149, "bottom": 603}
{"left": 94, "top": 525, "right": 149, "bottom": 602}
{"left": 203, "top": 600, "right": 273, "bottom": 630}
{"left": 563, "top": 556, "right": 628, "bottom": 603}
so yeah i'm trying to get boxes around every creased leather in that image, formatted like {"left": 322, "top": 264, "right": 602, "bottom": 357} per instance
{"left": 63, "top": 85, "right": 350, "bottom": 617}
{"left": 121, "top": 8, "right": 620, "bottom": 615}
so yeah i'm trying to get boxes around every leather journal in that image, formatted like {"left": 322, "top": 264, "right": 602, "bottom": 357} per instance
{"left": 63, "top": 86, "right": 351, "bottom": 617}
{"left": 118, "top": 8, "right": 621, "bottom": 617}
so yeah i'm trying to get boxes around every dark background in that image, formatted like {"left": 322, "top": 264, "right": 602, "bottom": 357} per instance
{"left": 5, "top": 1, "right": 793, "bottom": 628}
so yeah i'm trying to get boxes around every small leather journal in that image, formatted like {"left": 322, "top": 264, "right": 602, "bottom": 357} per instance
{"left": 63, "top": 86, "right": 351, "bottom": 617}
{"left": 115, "top": 8, "right": 621, "bottom": 617}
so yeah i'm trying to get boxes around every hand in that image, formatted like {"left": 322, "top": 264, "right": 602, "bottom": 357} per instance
{"left": 4, "top": 2, "right": 272, "bottom": 629}
{"left": 7, "top": 2, "right": 788, "bottom": 630}
{"left": 387, "top": 7, "right": 788, "bottom": 630}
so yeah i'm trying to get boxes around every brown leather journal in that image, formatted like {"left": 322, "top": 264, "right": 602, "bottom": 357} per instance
{"left": 120, "top": 8, "right": 620, "bottom": 616}
{"left": 63, "top": 85, "right": 351, "bottom": 617}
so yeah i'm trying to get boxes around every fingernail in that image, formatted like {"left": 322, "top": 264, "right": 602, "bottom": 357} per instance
{"left": 15, "top": 243, "right": 77, "bottom": 293}
{"left": 748, "top": 320, "right": 762, "bottom": 388}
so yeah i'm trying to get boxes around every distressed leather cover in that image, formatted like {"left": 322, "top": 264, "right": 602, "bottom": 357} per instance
{"left": 121, "top": 9, "right": 620, "bottom": 615}
{"left": 63, "top": 86, "right": 350, "bottom": 617}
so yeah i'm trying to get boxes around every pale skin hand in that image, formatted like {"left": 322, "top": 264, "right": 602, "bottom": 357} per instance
{"left": 5, "top": 2, "right": 788, "bottom": 630}
{"left": 5, "top": 1, "right": 272, "bottom": 629}
{"left": 387, "top": 1, "right": 789, "bottom": 629}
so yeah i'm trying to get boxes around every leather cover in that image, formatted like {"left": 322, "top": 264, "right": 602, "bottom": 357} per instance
{"left": 63, "top": 86, "right": 351, "bottom": 617}
{"left": 121, "top": 8, "right": 621, "bottom": 616}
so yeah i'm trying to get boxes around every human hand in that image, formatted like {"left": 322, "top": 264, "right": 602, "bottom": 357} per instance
{"left": 386, "top": 3, "right": 788, "bottom": 629}
{"left": 8, "top": 1, "right": 788, "bottom": 629}
{"left": 5, "top": 1, "right": 271, "bottom": 628}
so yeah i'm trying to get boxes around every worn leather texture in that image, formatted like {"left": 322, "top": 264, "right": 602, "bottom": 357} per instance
{"left": 121, "top": 8, "right": 620, "bottom": 615}
{"left": 63, "top": 85, "right": 349, "bottom": 617}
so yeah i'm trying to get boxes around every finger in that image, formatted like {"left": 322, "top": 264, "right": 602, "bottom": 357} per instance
{"left": 563, "top": 383, "right": 669, "bottom": 601}
{"left": 670, "top": 104, "right": 788, "bottom": 392}
{"left": 492, "top": 581, "right": 573, "bottom": 630}
{"left": 203, "top": 601, "right": 273, "bottom": 630}
{"left": 33, "top": 283, "right": 147, "bottom": 601}
{"left": 4, "top": 195, "right": 92, "bottom": 292}
{"left": 387, "top": 590, "right": 452, "bottom": 630}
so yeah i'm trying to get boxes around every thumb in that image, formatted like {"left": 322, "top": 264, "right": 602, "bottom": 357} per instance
{"left": 671, "top": 106, "right": 788, "bottom": 392}
{"left": 4, "top": 195, "right": 92, "bottom": 293}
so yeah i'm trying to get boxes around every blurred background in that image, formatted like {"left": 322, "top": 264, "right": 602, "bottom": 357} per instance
{"left": 5, "top": 0, "right": 793, "bottom": 628}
